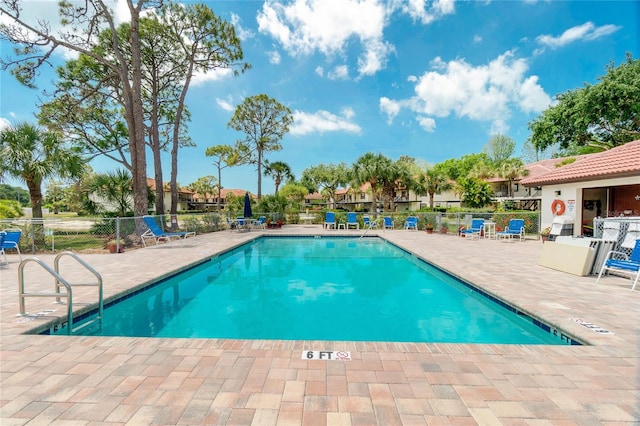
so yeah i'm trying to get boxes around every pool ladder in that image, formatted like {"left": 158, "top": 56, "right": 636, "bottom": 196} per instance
{"left": 18, "top": 251, "right": 103, "bottom": 335}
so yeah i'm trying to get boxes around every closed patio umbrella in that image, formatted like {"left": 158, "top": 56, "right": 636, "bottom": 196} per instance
{"left": 243, "top": 192, "right": 252, "bottom": 218}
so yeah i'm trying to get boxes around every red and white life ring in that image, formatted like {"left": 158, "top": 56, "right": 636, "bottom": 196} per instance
{"left": 551, "top": 199, "right": 566, "bottom": 215}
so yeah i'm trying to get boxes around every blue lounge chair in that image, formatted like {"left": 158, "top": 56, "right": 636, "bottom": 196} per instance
{"left": 596, "top": 239, "right": 640, "bottom": 291}
{"left": 404, "top": 216, "right": 418, "bottom": 230}
{"left": 497, "top": 219, "right": 525, "bottom": 241}
{"left": 254, "top": 216, "right": 266, "bottom": 229}
{"left": 460, "top": 219, "right": 484, "bottom": 239}
{"left": 141, "top": 215, "right": 196, "bottom": 247}
{"left": 363, "top": 216, "right": 378, "bottom": 229}
{"left": 0, "top": 229, "right": 22, "bottom": 260}
{"left": 324, "top": 212, "right": 336, "bottom": 229}
{"left": 346, "top": 212, "right": 359, "bottom": 230}
{"left": 383, "top": 216, "right": 394, "bottom": 230}
{"left": 0, "top": 232, "right": 7, "bottom": 266}
{"left": 226, "top": 217, "right": 238, "bottom": 231}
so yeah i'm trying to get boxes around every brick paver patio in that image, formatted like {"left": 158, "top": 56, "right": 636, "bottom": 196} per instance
{"left": 1, "top": 226, "right": 638, "bottom": 424}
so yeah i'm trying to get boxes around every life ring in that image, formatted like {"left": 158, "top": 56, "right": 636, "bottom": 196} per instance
{"left": 551, "top": 199, "right": 566, "bottom": 215}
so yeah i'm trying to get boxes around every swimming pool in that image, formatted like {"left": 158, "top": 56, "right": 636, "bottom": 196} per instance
{"left": 51, "top": 236, "right": 577, "bottom": 344}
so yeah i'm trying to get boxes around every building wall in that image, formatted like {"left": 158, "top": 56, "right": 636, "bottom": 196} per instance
{"left": 538, "top": 176, "right": 640, "bottom": 235}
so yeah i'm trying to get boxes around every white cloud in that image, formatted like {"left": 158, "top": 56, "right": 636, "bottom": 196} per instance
{"left": 267, "top": 50, "right": 281, "bottom": 64}
{"left": 327, "top": 65, "right": 349, "bottom": 80}
{"left": 191, "top": 68, "right": 234, "bottom": 86}
{"left": 215, "top": 98, "right": 235, "bottom": 112}
{"left": 290, "top": 108, "right": 362, "bottom": 135}
{"left": 536, "top": 22, "right": 621, "bottom": 49}
{"left": 315, "top": 66, "right": 324, "bottom": 77}
{"left": 385, "top": 51, "right": 551, "bottom": 133}
{"left": 0, "top": 117, "right": 12, "bottom": 131}
{"left": 474, "top": 35, "right": 482, "bottom": 43}
{"left": 417, "top": 115, "right": 436, "bottom": 132}
{"left": 257, "top": 0, "right": 401, "bottom": 77}
{"left": 230, "top": 12, "right": 255, "bottom": 41}
{"left": 379, "top": 97, "right": 401, "bottom": 124}
{"left": 396, "top": 0, "right": 456, "bottom": 24}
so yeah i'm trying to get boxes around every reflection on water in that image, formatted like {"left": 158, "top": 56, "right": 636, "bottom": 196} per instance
{"left": 67, "top": 237, "right": 564, "bottom": 344}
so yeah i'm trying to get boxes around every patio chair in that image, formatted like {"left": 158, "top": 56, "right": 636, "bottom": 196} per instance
{"left": 141, "top": 215, "right": 196, "bottom": 247}
{"left": 404, "top": 216, "right": 418, "bottom": 230}
{"left": 346, "top": 212, "right": 359, "bottom": 230}
{"left": 383, "top": 216, "right": 394, "bottom": 230}
{"left": 324, "top": 212, "right": 336, "bottom": 229}
{"left": 226, "top": 217, "right": 238, "bottom": 231}
{"left": 254, "top": 216, "right": 266, "bottom": 230}
{"left": 621, "top": 223, "right": 640, "bottom": 249}
{"left": 460, "top": 219, "right": 484, "bottom": 240}
{"left": 0, "top": 229, "right": 22, "bottom": 260}
{"left": 596, "top": 239, "right": 640, "bottom": 291}
{"left": 460, "top": 218, "right": 484, "bottom": 239}
{"left": 496, "top": 219, "right": 525, "bottom": 241}
{"left": 363, "top": 216, "right": 378, "bottom": 229}
{"left": 0, "top": 232, "right": 6, "bottom": 266}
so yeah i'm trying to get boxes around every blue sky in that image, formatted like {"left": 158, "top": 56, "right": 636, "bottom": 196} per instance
{"left": 1, "top": 0, "right": 638, "bottom": 195}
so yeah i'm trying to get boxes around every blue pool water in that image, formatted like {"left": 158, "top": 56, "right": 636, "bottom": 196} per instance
{"left": 56, "top": 237, "right": 572, "bottom": 344}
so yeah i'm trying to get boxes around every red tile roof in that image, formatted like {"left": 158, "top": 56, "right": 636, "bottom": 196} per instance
{"left": 521, "top": 140, "right": 640, "bottom": 186}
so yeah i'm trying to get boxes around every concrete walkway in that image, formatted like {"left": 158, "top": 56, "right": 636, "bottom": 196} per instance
{"left": 1, "top": 226, "right": 638, "bottom": 424}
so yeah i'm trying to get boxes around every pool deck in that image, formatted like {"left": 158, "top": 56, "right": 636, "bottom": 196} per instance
{"left": 1, "top": 226, "right": 638, "bottom": 425}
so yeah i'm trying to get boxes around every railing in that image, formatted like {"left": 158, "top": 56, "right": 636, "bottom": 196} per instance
{"left": 18, "top": 252, "right": 103, "bottom": 335}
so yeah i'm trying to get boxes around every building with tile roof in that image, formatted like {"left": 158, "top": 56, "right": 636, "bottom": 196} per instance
{"left": 521, "top": 140, "right": 640, "bottom": 234}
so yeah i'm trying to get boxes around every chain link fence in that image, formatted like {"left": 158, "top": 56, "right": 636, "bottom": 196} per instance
{"left": 1, "top": 210, "right": 549, "bottom": 254}
{"left": 0, "top": 213, "right": 226, "bottom": 254}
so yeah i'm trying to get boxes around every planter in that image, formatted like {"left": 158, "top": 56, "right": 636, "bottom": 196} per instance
{"left": 541, "top": 235, "right": 550, "bottom": 243}
{"left": 440, "top": 228, "right": 447, "bottom": 234}
{"left": 425, "top": 228, "right": 433, "bottom": 234}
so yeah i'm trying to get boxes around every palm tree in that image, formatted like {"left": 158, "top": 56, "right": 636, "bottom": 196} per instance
{"left": 0, "top": 122, "right": 83, "bottom": 221}
{"left": 380, "top": 159, "right": 412, "bottom": 212}
{"left": 415, "top": 167, "right": 452, "bottom": 209}
{"left": 498, "top": 158, "right": 529, "bottom": 197}
{"left": 263, "top": 161, "right": 294, "bottom": 194}
{"left": 352, "top": 152, "right": 393, "bottom": 214}
{"left": 89, "top": 169, "right": 135, "bottom": 217}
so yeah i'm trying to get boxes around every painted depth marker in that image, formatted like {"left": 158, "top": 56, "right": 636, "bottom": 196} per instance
{"left": 302, "top": 350, "right": 351, "bottom": 361}
{"left": 570, "top": 318, "right": 613, "bottom": 334}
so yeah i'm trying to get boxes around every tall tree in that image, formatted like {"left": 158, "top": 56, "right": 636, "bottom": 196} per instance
{"left": 379, "top": 158, "right": 412, "bottom": 212}
{"left": 300, "top": 163, "right": 350, "bottom": 209}
{"left": 351, "top": 152, "right": 393, "bottom": 214}
{"left": 188, "top": 176, "right": 217, "bottom": 210}
{"left": 483, "top": 134, "right": 515, "bottom": 166}
{"left": 205, "top": 144, "right": 247, "bottom": 213}
{"left": 1, "top": 0, "right": 157, "bottom": 217}
{"left": 156, "top": 2, "right": 249, "bottom": 216}
{"left": 414, "top": 166, "right": 452, "bottom": 209}
{"left": 528, "top": 53, "right": 640, "bottom": 152}
{"left": 228, "top": 94, "right": 294, "bottom": 200}
{"left": 264, "top": 160, "right": 294, "bottom": 194}
{"left": 0, "top": 122, "right": 84, "bottom": 222}
{"left": 498, "top": 158, "right": 529, "bottom": 197}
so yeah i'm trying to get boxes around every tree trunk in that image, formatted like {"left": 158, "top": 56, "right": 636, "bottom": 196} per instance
{"left": 26, "top": 179, "right": 45, "bottom": 246}
{"left": 257, "top": 149, "right": 263, "bottom": 200}
{"left": 126, "top": 3, "right": 149, "bottom": 221}
{"left": 217, "top": 167, "right": 223, "bottom": 213}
